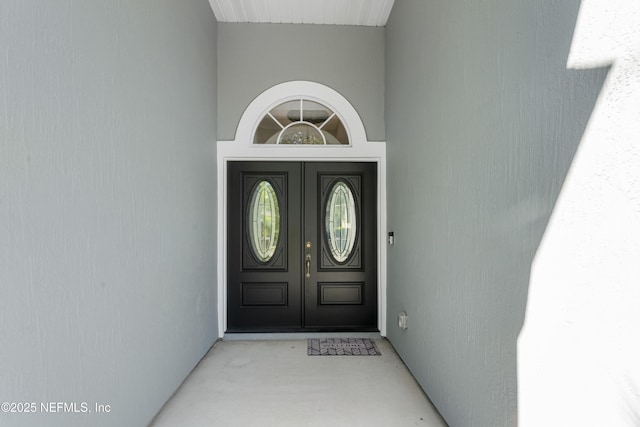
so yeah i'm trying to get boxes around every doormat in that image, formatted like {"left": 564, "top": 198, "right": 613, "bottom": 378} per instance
{"left": 307, "top": 338, "right": 381, "bottom": 356}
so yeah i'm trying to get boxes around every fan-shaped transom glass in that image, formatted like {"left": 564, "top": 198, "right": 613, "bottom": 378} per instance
{"left": 325, "top": 181, "right": 357, "bottom": 263}
{"left": 254, "top": 98, "right": 349, "bottom": 145}
{"left": 248, "top": 181, "right": 281, "bottom": 262}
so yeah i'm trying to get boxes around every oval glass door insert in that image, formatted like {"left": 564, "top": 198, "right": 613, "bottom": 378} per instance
{"left": 325, "top": 181, "right": 357, "bottom": 263}
{"left": 248, "top": 181, "right": 281, "bottom": 262}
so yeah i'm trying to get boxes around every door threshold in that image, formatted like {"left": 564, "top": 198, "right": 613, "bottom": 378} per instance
{"left": 223, "top": 332, "right": 382, "bottom": 341}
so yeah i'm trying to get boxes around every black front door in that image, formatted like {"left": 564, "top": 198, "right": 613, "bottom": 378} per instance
{"left": 227, "top": 161, "right": 377, "bottom": 332}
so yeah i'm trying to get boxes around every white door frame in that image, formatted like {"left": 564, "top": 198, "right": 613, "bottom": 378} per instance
{"left": 216, "top": 81, "right": 387, "bottom": 337}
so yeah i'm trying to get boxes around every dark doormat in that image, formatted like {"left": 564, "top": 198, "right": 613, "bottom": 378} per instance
{"left": 307, "top": 338, "right": 381, "bottom": 356}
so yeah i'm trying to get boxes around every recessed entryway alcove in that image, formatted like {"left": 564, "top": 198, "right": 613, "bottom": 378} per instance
{"left": 216, "top": 81, "right": 387, "bottom": 336}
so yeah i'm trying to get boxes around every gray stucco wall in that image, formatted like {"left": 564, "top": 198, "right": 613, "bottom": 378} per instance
{"left": 385, "top": 1, "right": 607, "bottom": 426}
{"left": 0, "top": 1, "right": 218, "bottom": 426}
{"left": 217, "top": 23, "right": 385, "bottom": 141}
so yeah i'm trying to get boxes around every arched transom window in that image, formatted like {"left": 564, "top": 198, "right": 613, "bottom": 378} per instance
{"left": 254, "top": 98, "right": 349, "bottom": 145}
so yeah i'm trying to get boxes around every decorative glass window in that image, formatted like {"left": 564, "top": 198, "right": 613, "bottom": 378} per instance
{"left": 254, "top": 98, "right": 349, "bottom": 145}
{"left": 325, "top": 181, "right": 357, "bottom": 262}
{"left": 248, "top": 181, "right": 281, "bottom": 262}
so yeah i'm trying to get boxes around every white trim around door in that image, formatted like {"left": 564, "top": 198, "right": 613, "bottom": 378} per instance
{"left": 216, "top": 81, "right": 387, "bottom": 337}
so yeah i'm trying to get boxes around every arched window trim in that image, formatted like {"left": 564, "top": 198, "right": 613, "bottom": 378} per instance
{"left": 230, "top": 81, "right": 369, "bottom": 150}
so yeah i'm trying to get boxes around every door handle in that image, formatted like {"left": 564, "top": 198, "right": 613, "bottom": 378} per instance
{"left": 305, "top": 253, "right": 311, "bottom": 278}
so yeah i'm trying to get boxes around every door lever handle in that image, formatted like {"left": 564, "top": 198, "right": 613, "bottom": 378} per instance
{"left": 305, "top": 253, "right": 311, "bottom": 278}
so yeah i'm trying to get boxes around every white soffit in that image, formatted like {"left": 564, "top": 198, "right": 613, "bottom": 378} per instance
{"left": 209, "top": 0, "right": 395, "bottom": 27}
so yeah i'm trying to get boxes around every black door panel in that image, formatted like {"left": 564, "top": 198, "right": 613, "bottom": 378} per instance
{"left": 227, "top": 162, "right": 302, "bottom": 331}
{"left": 303, "top": 162, "right": 377, "bottom": 329}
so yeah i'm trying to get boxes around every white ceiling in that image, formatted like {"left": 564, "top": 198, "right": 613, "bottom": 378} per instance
{"left": 208, "top": 0, "right": 396, "bottom": 27}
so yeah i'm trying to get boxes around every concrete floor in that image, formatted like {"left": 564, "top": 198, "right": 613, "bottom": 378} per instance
{"left": 150, "top": 338, "right": 447, "bottom": 427}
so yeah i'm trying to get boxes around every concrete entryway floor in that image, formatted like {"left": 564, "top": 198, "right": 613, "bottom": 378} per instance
{"left": 150, "top": 339, "right": 447, "bottom": 427}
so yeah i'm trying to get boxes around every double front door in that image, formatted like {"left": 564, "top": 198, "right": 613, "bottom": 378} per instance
{"left": 227, "top": 162, "right": 377, "bottom": 332}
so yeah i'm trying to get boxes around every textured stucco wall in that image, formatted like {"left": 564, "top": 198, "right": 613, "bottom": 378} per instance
{"left": 0, "top": 1, "right": 218, "bottom": 426}
{"left": 520, "top": 1, "right": 640, "bottom": 425}
{"left": 217, "top": 23, "right": 385, "bottom": 141}
{"left": 385, "top": 1, "right": 607, "bottom": 426}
